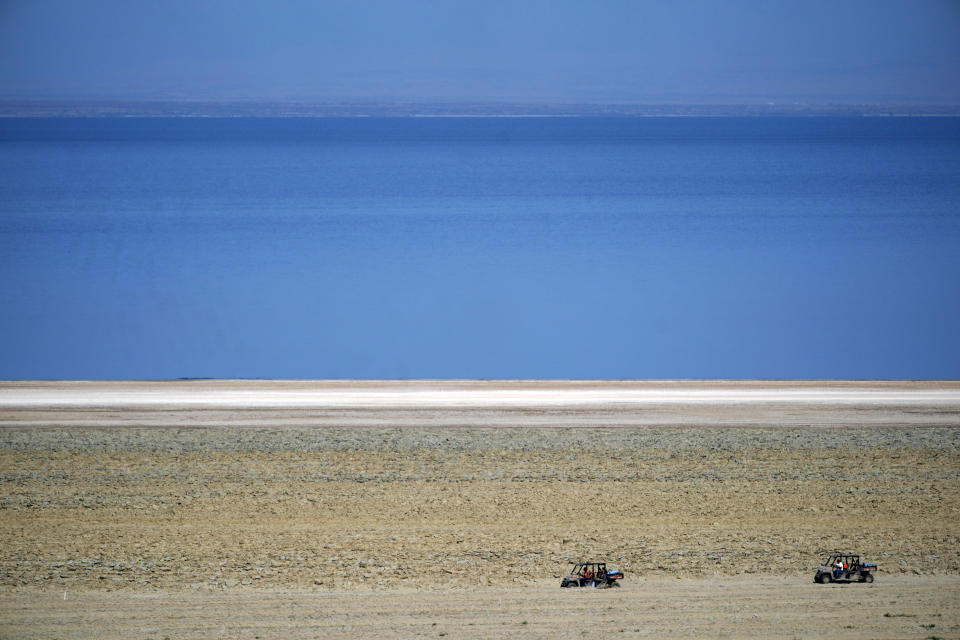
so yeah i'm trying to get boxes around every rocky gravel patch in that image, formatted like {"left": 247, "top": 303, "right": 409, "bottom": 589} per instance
{"left": 1, "top": 427, "right": 958, "bottom": 592}
{"left": 1, "top": 426, "right": 956, "bottom": 453}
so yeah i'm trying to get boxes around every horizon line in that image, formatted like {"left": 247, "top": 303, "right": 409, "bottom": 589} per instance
{"left": 2, "top": 99, "right": 960, "bottom": 118}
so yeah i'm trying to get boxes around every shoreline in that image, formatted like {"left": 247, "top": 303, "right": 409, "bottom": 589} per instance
{"left": 2, "top": 380, "right": 958, "bottom": 428}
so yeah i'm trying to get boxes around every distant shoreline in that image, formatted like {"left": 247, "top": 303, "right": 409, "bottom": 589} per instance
{"left": 3, "top": 379, "right": 959, "bottom": 428}
{"left": 2, "top": 100, "right": 960, "bottom": 118}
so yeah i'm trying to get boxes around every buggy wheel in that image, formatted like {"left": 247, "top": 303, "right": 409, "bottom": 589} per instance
{"left": 610, "top": 581, "right": 621, "bottom": 587}
{"left": 821, "top": 573, "right": 832, "bottom": 584}
{"left": 863, "top": 573, "right": 874, "bottom": 583}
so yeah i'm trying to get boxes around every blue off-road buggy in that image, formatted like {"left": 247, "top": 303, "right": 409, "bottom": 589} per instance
{"left": 560, "top": 562, "right": 624, "bottom": 588}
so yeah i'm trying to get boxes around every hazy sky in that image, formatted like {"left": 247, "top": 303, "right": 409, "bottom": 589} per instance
{"left": 1, "top": 0, "right": 959, "bottom": 103}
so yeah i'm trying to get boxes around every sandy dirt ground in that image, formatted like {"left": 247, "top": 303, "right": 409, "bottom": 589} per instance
{"left": 1, "top": 577, "right": 957, "bottom": 639}
{"left": 0, "top": 381, "right": 958, "bottom": 638}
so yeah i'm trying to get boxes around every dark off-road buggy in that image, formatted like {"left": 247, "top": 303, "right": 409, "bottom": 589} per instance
{"left": 814, "top": 553, "right": 877, "bottom": 584}
{"left": 560, "top": 562, "right": 624, "bottom": 588}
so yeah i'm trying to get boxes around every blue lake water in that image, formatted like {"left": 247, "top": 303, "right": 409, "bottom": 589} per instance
{"left": 1, "top": 117, "right": 958, "bottom": 379}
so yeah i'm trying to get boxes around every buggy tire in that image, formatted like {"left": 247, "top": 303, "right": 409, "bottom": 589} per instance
{"left": 864, "top": 573, "right": 874, "bottom": 583}
{"left": 821, "top": 573, "right": 833, "bottom": 584}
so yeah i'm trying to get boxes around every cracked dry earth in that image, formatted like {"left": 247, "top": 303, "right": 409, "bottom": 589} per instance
{"left": 0, "top": 426, "right": 958, "bottom": 639}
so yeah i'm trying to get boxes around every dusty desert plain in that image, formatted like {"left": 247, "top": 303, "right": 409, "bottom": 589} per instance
{"left": 0, "top": 380, "right": 958, "bottom": 639}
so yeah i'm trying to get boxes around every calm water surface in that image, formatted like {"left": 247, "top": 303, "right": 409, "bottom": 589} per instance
{"left": 1, "top": 117, "right": 958, "bottom": 378}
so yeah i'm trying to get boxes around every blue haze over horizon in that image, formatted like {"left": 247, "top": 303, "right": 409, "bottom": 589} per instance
{"left": 1, "top": 0, "right": 959, "bottom": 104}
